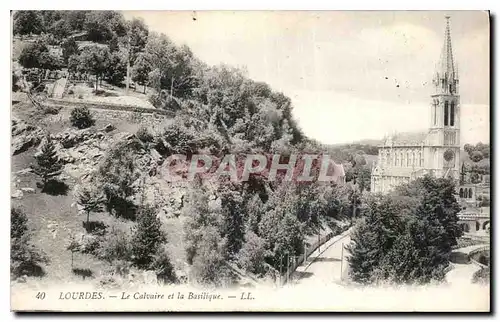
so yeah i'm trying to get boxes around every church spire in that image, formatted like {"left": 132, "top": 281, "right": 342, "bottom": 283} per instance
{"left": 433, "top": 16, "right": 459, "bottom": 95}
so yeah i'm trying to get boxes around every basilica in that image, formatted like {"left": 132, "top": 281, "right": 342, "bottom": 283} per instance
{"left": 371, "top": 17, "right": 461, "bottom": 193}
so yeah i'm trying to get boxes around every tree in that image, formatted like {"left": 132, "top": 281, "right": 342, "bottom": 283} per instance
{"left": 237, "top": 230, "right": 268, "bottom": 276}
{"left": 346, "top": 195, "right": 404, "bottom": 284}
{"left": 47, "top": 18, "right": 72, "bottom": 40}
{"left": 13, "top": 11, "right": 44, "bottom": 35}
{"left": 143, "top": 33, "right": 197, "bottom": 98}
{"left": 18, "top": 40, "right": 56, "bottom": 71}
{"left": 127, "top": 18, "right": 149, "bottom": 60}
{"left": 132, "top": 53, "right": 151, "bottom": 93}
{"left": 33, "top": 135, "right": 63, "bottom": 187}
{"left": 98, "top": 140, "right": 141, "bottom": 219}
{"left": 151, "top": 246, "right": 176, "bottom": 284}
{"left": 106, "top": 49, "right": 127, "bottom": 86}
{"left": 77, "top": 185, "right": 104, "bottom": 229}
{"left": 471, "top": 150, "right": 484, "bottom": 162}
{"left": 77, "top": 44, "right": 111, "bottom": 91}
{"left": 11, "top": 207, "right": 47, "bottom": 278}
{"left": 61, "top": 38, "right": 79, "bottom": 64}
{"left": 131, "top": 206, "right": 167, "bottom": 269}
{"left": 218, "top": 185, "right": 245, "bottom": 258}
{"left": 349, "top": 175, "right": 462, "bottom": 285}
{"left": 84, "top": 11, "right": 126, "bottom": 43}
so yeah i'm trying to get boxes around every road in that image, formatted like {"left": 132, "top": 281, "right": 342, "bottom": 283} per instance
{"left": 293, "top": 236, "right": 488, "bottom": 287}
{"left": 293, "top": 234, "right": 351, "bottom": 287}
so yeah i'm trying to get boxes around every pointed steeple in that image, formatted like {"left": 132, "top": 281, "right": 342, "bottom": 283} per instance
{"left": 433, "top": 16, "right": 459, "bottom": 95}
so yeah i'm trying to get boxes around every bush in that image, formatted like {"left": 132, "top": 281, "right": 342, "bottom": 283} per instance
{"left": 472, "top": 267, "right": 490, "bottom": 284}
{"left": 11, "top": 208, "right": 48, "bottom": 278}
{"left": 237, "top": 231, "right": 268, "bottom": 276}
{"left": 471, "top": 151, "right": 484, "bottom": 163}
{"left": 70, "top": 107, "right": 95, "bottom": 129}
{"left": 136, "top": 126, "right": 154, "bottom": 143}
{"left": 12, "top": 73, "right": 20, "bottom": 92}
{"left": 131, "top": 206, "right": 167, "bottom": 269}
{"left": 96, "top": 228, "right": 133, "bottom": 263}
{"left": 151, "top": 246, "right": 177, "bottom": 284}
{"left": 78, "top": 234, "right": 101, "bottom": 255}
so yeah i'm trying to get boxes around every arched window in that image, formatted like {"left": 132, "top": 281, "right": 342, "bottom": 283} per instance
{"left": 400, "top": 152, "right": 403, "bottom": 166}
{"left": 450, "top": 101, "right": 455, "bottom": 126}
{"left": 444, "top": 101, "right": 449, "bottom": 126}
{"left": 406, "top": 152, "right": 410, "bottom": 167}
{"left": 459, "top": 188, "right": 463, "bottom": 198}
{"left": 469, "top": 188, "right": 473, "bottom": 199}
{"left": 396, "top": 152, "right": 399, "bottom": 166}
{"left": 464, "top": 188, "right": 468, "bottom": 198}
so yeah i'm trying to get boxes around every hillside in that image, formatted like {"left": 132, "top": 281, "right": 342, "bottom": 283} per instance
{"left": 11, "top": 10, "right": 355, "bottom": 289}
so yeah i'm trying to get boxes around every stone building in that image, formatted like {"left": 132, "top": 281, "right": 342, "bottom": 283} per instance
{"left": 371, "top": 17, "right": 461, "bottom": 193}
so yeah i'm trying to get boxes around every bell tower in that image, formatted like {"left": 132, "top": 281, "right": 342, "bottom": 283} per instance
{"left": 427, "top": 16, "right": 460, "bottom": 179}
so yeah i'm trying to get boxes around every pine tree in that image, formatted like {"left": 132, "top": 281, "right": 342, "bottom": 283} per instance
{"left": 218, "top": 185, "right": 244, "bottom": 258}
{"left": 346, "top": 215, "right": 383, "bottom": 284}
{"left": 131, "top": 206, "right": 167, "bottom": 269}
{"left": 77, "top": 185, "right": 104, "bottom": 230}
{"left": 346, "top": 195, "right": 405, "bottom": 284}
{"left": 33, "top": 135, "right": 62, "bottom": 187}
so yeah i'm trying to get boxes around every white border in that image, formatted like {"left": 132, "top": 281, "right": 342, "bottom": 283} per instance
{"left": 2, "top": 1, "right": 496, "bottom": 321}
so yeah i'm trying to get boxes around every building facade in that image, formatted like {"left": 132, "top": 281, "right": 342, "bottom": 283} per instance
{"left": 371, "top": 17, "right": 461, "bottom": 193}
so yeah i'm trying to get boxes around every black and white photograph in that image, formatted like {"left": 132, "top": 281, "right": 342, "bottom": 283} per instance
{"left": 9, "top": 10, "right": 490, "bottom": 312}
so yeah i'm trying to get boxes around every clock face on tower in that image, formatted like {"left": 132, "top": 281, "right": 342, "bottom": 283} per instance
{"left": 443, "top": 149, "right": 455, "bottom": 167}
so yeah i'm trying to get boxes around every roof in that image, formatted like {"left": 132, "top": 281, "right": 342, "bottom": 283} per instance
{"left": 372, "top": 166, "right": 416, "bottom": 178}
{"left": 382, "top": 131, "right": 427, "bottom": 146}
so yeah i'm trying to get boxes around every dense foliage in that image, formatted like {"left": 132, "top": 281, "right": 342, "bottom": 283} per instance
{"left": 11, "top": 208, "right": 48, "bottom": 278}
{"left": 70, "top": 107, "right": 95, "bottom": 129}
{"left": 347, "top": 175, "right": 462, "bottom": 285}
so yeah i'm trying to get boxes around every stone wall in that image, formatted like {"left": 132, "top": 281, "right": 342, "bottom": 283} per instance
{"left": 44, "top": 98, "right": 174, "bottom": 128}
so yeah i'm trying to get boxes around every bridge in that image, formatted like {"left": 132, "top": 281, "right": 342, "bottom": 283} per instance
{"left": 458, "top": 210, "right": 490, "bottom": 233}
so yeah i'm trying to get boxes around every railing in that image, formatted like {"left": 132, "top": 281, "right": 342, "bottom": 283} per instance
{"left": 279, "top": 227, "right": 351, "bottom": 286}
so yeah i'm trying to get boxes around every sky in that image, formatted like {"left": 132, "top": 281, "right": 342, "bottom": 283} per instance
{"left": 122, "top": 10, "right": 490, "bottom": 145}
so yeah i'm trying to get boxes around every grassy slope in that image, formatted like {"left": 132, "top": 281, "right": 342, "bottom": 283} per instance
{"left": 11, "top": 93, "right": 184, "bottom": 285}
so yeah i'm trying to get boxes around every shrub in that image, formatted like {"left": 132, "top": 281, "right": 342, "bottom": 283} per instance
{"left": 131, "top": 206, "right": 167, "bottom": 269}
{"left": 70, "top": 107, "right": 95, "bottom": 129}
{"left": 237, "top": 231, "right": 268, "bottom": 276}
{"left": 151, "top": 246, "right": 177, "bottom": 284}
{"left": 471, "top": 151, "right": 484, "bottom": 163}
{"left": 78, "top": 234, "right": 101, "bottom": 255}
{"left": 10, "top": 208, "right": 48, "bottom": 278}
{"left": 12, "top": 73, "right": 19, "bottom": 92}
{"left": 43, "top": 106, "right": 60, "bottom": 115}
{"left": 136, "top": 126, "right": 154, "bottom": 143}
{"left": 96, "top": 228, "right": 133, "bottom": 263}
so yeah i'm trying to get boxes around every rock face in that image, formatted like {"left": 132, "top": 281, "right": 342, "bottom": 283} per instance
{"left": 11, "top": 117, "right": 45, "bottom": 155}
{"left": 11, "top": 189, "right": 24, "bottom": 199}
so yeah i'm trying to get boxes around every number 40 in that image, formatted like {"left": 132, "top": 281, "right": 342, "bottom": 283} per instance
{"left": 35, "top": 292, "right": 45, "bottom": 300}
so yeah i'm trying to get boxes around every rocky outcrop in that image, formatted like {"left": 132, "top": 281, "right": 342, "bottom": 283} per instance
{"left": 11, "top": 117, "right": 45, "bottom": 155}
